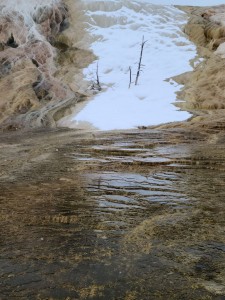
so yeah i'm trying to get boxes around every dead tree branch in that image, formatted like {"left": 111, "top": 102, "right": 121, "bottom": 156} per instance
{"left": 91, "top": 61, "right": 102, "bottom": 91}
{"left": 128, "top": 66, "right": 132, "bottom": 89}
{"left": 135, "top": 36, "right": 147, "bottom": 86}
{"left": 96, "top": 62, "right": 101, "bottom": 91}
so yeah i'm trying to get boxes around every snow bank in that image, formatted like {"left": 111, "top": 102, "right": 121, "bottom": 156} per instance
{"left": 59, "top": 0, "right": 197, "bottom": 130}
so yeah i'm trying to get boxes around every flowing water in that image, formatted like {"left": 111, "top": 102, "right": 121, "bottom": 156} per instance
{"left": 1, "top": 128, "right": 225, "bottom": 299}
{"left": 1, "top": 1, "right": 225, "bottom": 299}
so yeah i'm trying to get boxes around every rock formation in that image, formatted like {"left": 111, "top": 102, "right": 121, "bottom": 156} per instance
{"left": 176, "top": 5, "right": 225, "bottom": 115}
{"left": 0, "top": 0, "right": 95, "bottom": 130}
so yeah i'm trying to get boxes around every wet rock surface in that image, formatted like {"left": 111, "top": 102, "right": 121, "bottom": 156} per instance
{"left": 0, "top": 127, "right": 225, "bottom": 299}
{"left": 1, "top": 2, "right": 225, "bottom": 299}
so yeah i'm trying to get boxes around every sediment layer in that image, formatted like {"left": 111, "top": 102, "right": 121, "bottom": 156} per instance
{"left": 1, "top": 4, "right": 225, "bottom": 298}
{"left": 175, "top": 5, "right": 225, "bottom": 115}
{"left": 0, "top": 0, "right": 95, "bottom": 130}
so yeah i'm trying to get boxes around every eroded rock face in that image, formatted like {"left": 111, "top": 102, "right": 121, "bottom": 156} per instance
{"left": 0, "top": 1, "right": 79, "bottom": 130}
{"left": 176, "top": 5, "right": 225, "bottom": 113}
{"left": 183, "top": 5, "right": 225, "bottom": 50}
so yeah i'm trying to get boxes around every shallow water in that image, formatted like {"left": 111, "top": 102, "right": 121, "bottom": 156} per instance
{"left": 1, "top": 129, "right": 225, "bottom": 298}
{"left": 1, "top": 1, "right": 225, "bottom": 298}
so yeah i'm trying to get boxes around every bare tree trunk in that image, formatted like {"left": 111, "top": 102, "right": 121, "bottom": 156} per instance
{"left": 129, "top": 66, "right": 132, "bottom": 88}
{"left": 135, "top": 36, "right": 147, "bottom": 86}
{"left": 96, "top": 62, "right": 101, "bottom": 91}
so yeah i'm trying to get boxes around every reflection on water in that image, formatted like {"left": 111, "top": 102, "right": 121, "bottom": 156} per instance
{"left": 1, "top": 130, "right": 225, "bottom": 298}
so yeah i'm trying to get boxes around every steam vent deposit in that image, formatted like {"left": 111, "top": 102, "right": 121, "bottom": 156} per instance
{"left": 2, "top": 0, "right": 225, "bottom": 299}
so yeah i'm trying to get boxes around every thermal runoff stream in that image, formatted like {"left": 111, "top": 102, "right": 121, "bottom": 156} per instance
{"left": 2, "top": 2, "right": 225, "bottom": 298}
{"left": 59, "top": 0, "right": 225, "bottom": 130}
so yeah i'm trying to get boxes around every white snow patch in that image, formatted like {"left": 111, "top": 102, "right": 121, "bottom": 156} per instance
{"left": 143, "top": 0, "right": 225, "bottom": 5}
{"left": 64, "top": 0, "right": 225, "bottom": 131}
{"left": 62, "top": 0, "right": 198, "bottom": 130}
{"left": 67, "top": 0, "right": 225, "bottom": 131}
